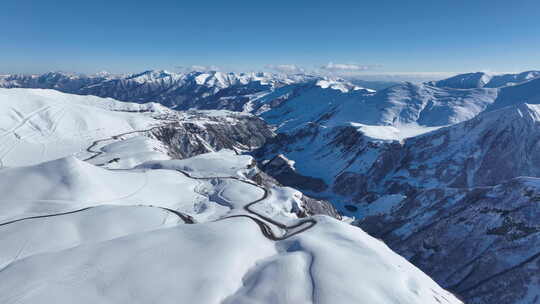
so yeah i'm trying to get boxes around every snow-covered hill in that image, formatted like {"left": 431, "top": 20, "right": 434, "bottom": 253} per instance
{"left": 0, "top": 88, "right": 168, "bottom": 167}
{"left": 0, "top": 88, "right": 461, "bottom": 303}
{"left": 0, "top": 155, "right": 462, "bottom": 304}
{"left": 0, "top": 88, "right": 275, "bottom": 167}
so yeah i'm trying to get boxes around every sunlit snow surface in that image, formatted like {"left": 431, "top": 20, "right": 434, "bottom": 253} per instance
{"left": 0, "top": 88, "right": 168, "bottom": 167}
{"left": 0, "top": 89, "right": 461, "bottom": 304}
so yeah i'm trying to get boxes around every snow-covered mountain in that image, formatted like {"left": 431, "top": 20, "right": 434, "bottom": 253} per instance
{"left": 253, "top": 71, "right": 540, "bottom": 303}
{"left": 0, "top": 88, "right": 461, "bottom": 304}
{"left": 0, "top": 88, "right": 273, "bottom": 167}
{"left": 256, "top": 72, "right": 540, "bottom": 194}
{"left": 0, "top": 70, "right": 362, "bottom": 111}
{"left": 428, "top": 70, "right": 540, "bottom": 89}
{"left": 3, "top": 69, "right": 540, "bottom": 303}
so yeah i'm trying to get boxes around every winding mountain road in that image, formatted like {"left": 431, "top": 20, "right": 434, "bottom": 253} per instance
{"left": 176, "top": 169, "right": 316, "bottom": 240}
{"left": 1, "top": 125, "right": 317, "bottom": 242}
{"left": 83, "top": 123, "right": 176, "bottom": 162}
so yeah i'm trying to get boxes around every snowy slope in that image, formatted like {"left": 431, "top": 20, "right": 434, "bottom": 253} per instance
{"left": 0, "top": 155, "right": 461, "bottom": 304}
{"left": 0, "top": 88, "right": 275, "bottom": 168}
{"left": 258, "top": 80, "right": 498, "bottom": 136}
{"left": 255, "top": 76, "right": 540, "bottom": 304}
{"left": 0, "top": 88, "right": 169, "bottom": 167}
{"left": 323, "top": 102, "right": 540, "bottom": 208}
{"left": 0, "top": 88, "right": 462, "bottom": 304}
{"left": 429, "top": 72, "right": 493, "bottom": 89}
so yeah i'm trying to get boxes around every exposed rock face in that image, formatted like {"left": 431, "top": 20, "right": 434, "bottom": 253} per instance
{"left": 357, "top": 178, "right": 540, "bottom": 304}
{"left": 137, "top": 110, "right": 342, "bottom": 220}
{"left": 261, "top": 154, "right": 328, "bottom": 193}
{"left": 149, "top": 111, "right": 274, "bottom": 159}
{"left": 298, "top": 195, "right": 341, "bottom": 220}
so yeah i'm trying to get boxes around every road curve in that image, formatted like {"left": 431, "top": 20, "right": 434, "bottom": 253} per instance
{"left": 176, "top": 170, "right": 317, "bottom": 241}
{"left": 2, "top": 124, "right": 317, "bottom": 242}
{"left": 83, "top": 123, "right": 176, "bottom": 162}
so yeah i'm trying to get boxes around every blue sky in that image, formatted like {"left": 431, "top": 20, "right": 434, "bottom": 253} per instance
{"left": 2, "top": 0, "right": 540, "bottom": 79}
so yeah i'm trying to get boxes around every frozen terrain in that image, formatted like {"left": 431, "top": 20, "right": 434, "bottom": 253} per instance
{"left": 4, "top": 70, "right": 540, "bottom": 303}
{"left": 0, "top": 88, "right": 461, "bottom": 304}
{"left": 0, "top": 88, "right": 168, "bottom": 167}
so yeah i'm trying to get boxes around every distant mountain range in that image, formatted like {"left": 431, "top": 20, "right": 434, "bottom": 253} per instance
{"left": 427, "top": 70, "right": 540, "bottom": 89}
{"left": 0, "top": 70, "right": 365, "bottom": 111}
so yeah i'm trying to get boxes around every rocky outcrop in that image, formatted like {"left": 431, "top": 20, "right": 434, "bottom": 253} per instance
{"left": 149, "top": 111, "right": 274, "bottom": 159}
{"left": 298, "top": 195, "right": 341, "bottom": 220}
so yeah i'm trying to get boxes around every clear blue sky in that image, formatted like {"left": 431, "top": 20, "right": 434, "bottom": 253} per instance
{"left": 2, "top": 0, "right": 540, "bottom": 76}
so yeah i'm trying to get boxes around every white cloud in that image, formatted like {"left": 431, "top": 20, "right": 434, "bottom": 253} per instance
{"left": 343, "top": 72, "right": 457, "bottom": 82}
{"left": 320, "top": 62, "right": 375, "bottom": 72}
{"left": 176, "top": 65, "right": 220, "bottom": 72}
{"left": 265, "top": 64, "right": 305, "bottom": 74}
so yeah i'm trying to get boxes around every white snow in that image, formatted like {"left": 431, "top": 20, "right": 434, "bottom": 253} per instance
{"left": 350, "top": 122, "right": 443, "bottom": 141}
{"left": 0, "top": 88, "right": 462, "bottom": 304}
{"left": 136, "top": 149, "right": 256, "bottom": 178}
{"left": 0, "top": 88, "right": 168, "bottom": 167}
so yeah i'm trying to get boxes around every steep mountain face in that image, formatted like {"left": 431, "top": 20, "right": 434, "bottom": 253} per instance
{"left": 257, "top": 75, "right": 540, "bottom": 199}
{"left": 147, "top": 111, "right": 274, "bottom": 159}
{"left": 485, "top": 70, "right": 540, "bottom": 88}
{"left": 488, "top": 77, "right": 540, "bottom": 111}
{"left": 254, "top": 72, "right": 540, "bottom": 304}
{"left": 254, "top": 79, "right": 501, "bottom": 194}
{"left": 304, "top": 104, "right": 540, "bottom": 304}
{"left": 358, "top": 177, "right": 540, "bottom": 304}
{"left": 333, "top": 103, "right": 540, "bottom": 203}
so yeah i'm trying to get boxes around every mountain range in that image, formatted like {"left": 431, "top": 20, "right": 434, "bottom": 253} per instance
{"left": 1, "top": 69, "right": 540, "bottom": 303}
